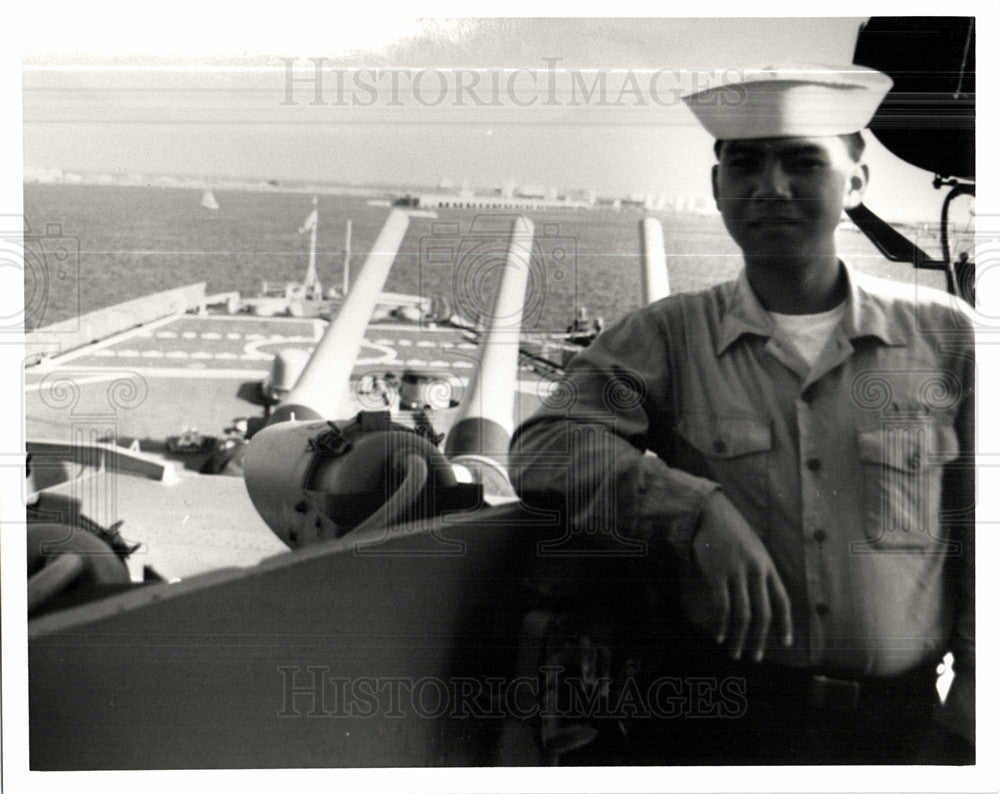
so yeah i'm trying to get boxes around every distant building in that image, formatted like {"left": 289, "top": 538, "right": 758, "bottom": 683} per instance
{"left": 515, "top": 184, "right": 546, "bottom": 199}
{"left": 394, "top": 192, "right": 590, "bottom": 211}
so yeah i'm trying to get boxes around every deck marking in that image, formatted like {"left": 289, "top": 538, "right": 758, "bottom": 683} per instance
{"left": 183, "top": 313, "right": 322, "bottom": 324}
{"left": 28, "top": 365, "right": 273, "bottom": 381}
{"left": 354, "top": 340, "right": 398, "bottom": 366}
{"left": 32, "top": 313, "right": 182, "bottom": 368}
{"left": 243, "top": 335, "right": 322, "bottom": 361}
{"left": 26, "top": 372, "right": 139, "bottom": 393}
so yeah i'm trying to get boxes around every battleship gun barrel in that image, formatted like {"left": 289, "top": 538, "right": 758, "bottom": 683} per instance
{"left": 444, "top": 216, "right": 534, "bottom": 494}
{"left": 270, "top": 209, "right": 411, "bottom": 423}
{"left": 640, "top": 217, "right": 670, "bottom": 304}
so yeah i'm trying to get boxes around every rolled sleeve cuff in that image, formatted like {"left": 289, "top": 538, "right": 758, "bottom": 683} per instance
{"left": 627, "top": 454, "right": 721, "bottom": 563}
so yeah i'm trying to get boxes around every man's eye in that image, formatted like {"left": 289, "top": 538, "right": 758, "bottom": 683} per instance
{"left": 725, "top": 157, "right": 756, "bottom": 169}
{"left": 789, "top": 158, "right": 825, "bottom": 171}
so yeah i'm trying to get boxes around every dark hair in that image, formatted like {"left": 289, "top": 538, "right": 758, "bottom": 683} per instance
{"left": 714, "top": 132, "right": 866, "bottom": 162}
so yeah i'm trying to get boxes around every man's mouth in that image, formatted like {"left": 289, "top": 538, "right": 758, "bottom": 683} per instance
{"left": 745, "top": 204, "right": 803, "bottom": 223}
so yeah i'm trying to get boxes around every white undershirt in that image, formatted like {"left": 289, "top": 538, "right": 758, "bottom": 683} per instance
{"left": 769, "top": 302, "right": 847, "bottom": 368}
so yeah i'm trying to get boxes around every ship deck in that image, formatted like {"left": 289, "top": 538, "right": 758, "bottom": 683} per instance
{"left": 24, "top": 310, "right": 558, "bottom": 580}
{"left": 25, "top": 311, "right": 556, "bottom": 443}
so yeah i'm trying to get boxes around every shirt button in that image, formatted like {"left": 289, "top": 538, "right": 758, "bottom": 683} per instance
{"left": 712, "top": 439, "right": 727, "bottom": 454}
{"left": 806, "top": 457, "right": 821, "bottom": 472}
{"left": 813, "top": 529, "right": 827, "bottom": 543}
{"left": 815, "top": 603, "right": 830, "bottom": 617}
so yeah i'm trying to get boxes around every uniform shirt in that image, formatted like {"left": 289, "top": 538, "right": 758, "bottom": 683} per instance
{"left": 510, "top": 265, "right": 974, "bottom": 678}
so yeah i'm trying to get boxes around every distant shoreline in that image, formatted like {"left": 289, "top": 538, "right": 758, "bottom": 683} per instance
{"left": 23, "top": 176, "right": 935, "bottom": 234}
{"left": 22, "top": 172, "right": 717, "bottom": 215}
{"left": 24, "top": 171, "right": 409, "bottom": 199}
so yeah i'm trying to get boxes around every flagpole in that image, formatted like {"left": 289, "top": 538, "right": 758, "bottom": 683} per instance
{"left": 307, "top": 196, "right": 319, "bottom": 299}
{"left": 342, "top": 219, "right": 352, "bottom": 296}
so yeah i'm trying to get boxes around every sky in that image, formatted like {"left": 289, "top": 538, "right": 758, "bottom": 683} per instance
{"left": 13, "top": 14, "right": 979, "bottom": 223}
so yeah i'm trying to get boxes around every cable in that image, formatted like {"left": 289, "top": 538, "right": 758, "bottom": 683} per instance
{"left": 351, "top": 453, "right": 430, "bottom": 535}
{"left": 27, "top": 553, "right": 86, "bottom": 615}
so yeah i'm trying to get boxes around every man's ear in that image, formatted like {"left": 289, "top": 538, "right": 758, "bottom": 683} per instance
{"left": 843, "top": 162, "right": 868, "bottom": 210}
{"left": 711, "top": 164, "right": 720, "bottom": 208}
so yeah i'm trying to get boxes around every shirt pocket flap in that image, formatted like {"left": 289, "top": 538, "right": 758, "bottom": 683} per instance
{"left": 857, "top": 424, "right": 960, "bottom": 473}
{"left": 678, "top": 415, "right": 772, "bottom": 459}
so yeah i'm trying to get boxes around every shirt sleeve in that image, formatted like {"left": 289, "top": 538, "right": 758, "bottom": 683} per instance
{"left": 509, "top": 307, "right": 720, "bottom": 561}
{"left": 945, "top": 336, "right": 975, "bottom": 677}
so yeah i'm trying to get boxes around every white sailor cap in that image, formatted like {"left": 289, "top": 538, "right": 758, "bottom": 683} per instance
{"left": 682, "top": 65, "right": 893, "bottom": 140}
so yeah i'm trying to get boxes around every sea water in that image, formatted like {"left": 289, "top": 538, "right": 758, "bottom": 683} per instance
{"left": 23, "top": 183, "right": 944, "bottom": 332}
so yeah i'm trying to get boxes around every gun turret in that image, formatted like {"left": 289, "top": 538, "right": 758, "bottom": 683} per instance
{"left": 639, "top": 217, "right": 670, "bottom": 304}
{"left": 243, "top": 209, "right": 484, "bottom": 546}
{"left": 269, "top": 208, "right": 412, "bottom": 424}
{"left": 444, "top": 216, "right": 534, "bottom": 499}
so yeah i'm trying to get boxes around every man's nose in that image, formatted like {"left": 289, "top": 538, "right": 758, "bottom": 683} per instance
{"left": 751, "top": 160, "right": 794, "bottom": 198}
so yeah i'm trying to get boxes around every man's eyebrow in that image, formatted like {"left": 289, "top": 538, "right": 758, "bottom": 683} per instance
{"left": 781, "top": 144, "right": 829, "bottom": 157}
{"left": 719, "top": 142, "right": 757, "bottom": 157}
{"left": 721, "top": 142, "right": 829, "bottom": 157}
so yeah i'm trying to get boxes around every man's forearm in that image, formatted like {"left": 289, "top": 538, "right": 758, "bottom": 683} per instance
{"left": 510, "top": 415, "right": 719, "bottom": 557}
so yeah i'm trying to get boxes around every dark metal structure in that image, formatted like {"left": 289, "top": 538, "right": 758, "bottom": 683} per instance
{"left": 850, "top": 16, "right": 976, "bottom": 304}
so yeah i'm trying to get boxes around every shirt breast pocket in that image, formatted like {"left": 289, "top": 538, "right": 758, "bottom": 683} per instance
{"left": 855, "top": 422, "right": 960, "bottom": 554}
{"left": 676, "top": 413, "right": 772, "bottom": 525}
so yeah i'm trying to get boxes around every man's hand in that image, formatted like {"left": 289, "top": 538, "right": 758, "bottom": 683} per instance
{"left": 685, "top": 490, "right": 793, "bottom": 661}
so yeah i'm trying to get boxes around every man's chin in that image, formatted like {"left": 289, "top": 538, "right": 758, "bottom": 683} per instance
{"left": 744, "top": 221, "right": 807, "bottom": 236}
{"left": 735, "top": 225, "right": 827, "bottom": 256}
{"left": 738, "top": 241, "right": 819, "bottom": 263}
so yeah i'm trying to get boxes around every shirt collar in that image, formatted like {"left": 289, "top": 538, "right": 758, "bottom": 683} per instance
{"left": 715, "top": 264, "right": 908, "bottom": 356}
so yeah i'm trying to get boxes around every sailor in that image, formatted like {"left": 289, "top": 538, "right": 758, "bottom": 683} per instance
{"left": 509, "top": 65, "right": 974, "bottom": 764}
